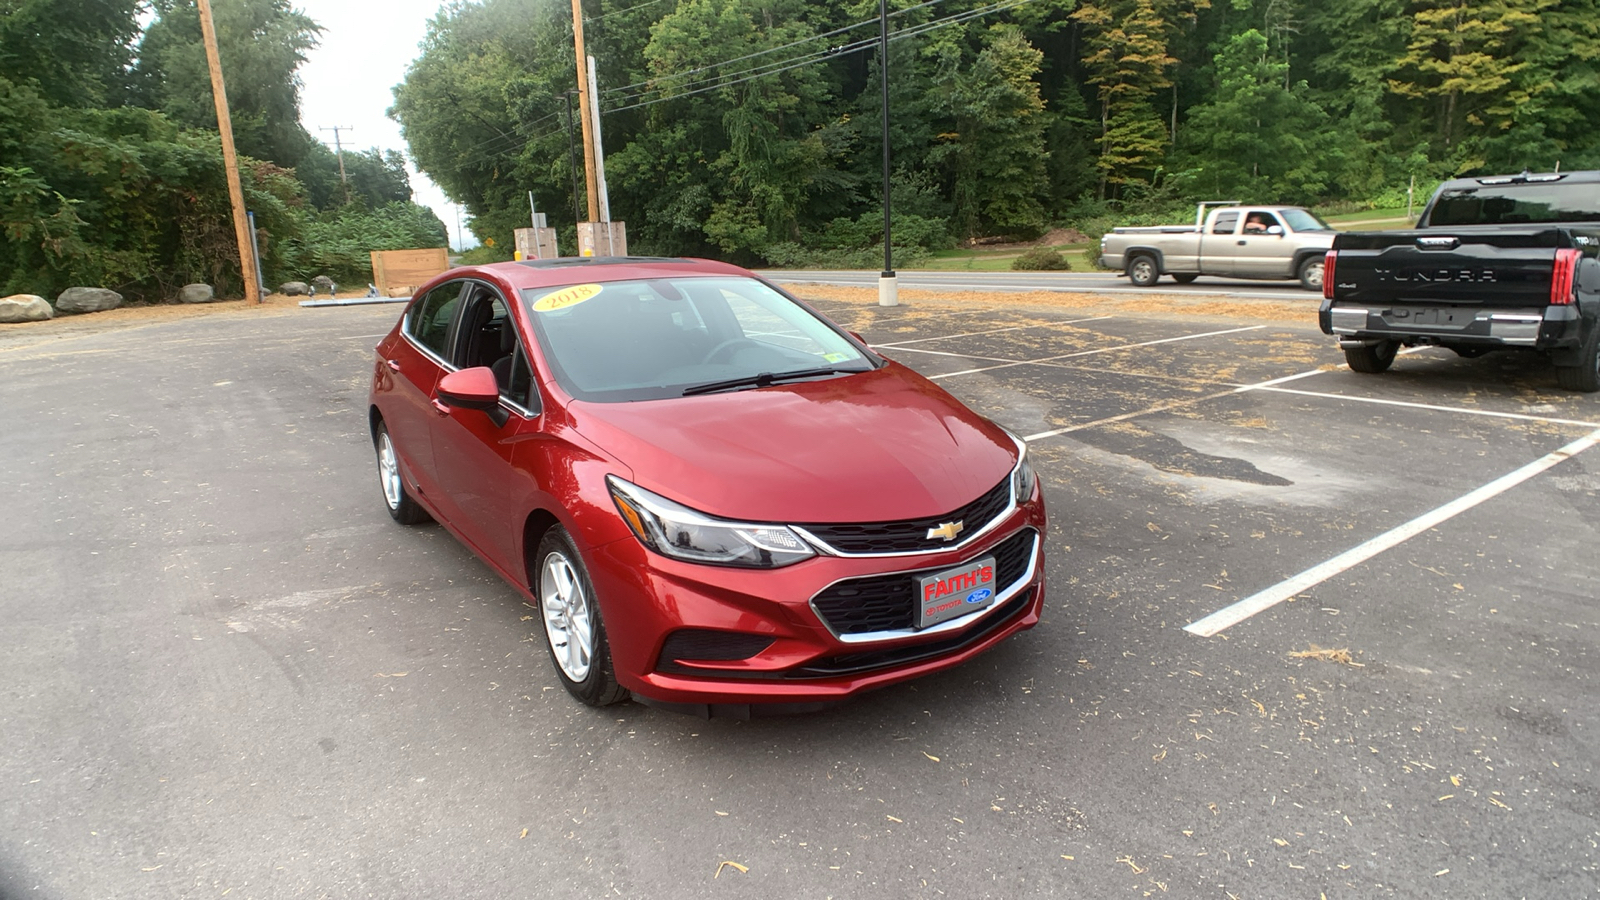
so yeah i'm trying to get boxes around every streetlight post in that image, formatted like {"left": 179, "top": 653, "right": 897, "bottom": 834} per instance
{"left": 878, "top": 0, "right": 898, "bottom": 307}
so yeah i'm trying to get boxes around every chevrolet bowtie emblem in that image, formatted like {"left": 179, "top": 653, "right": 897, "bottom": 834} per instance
{"left": 926, "top": 521, "right": 965, "bottom": 542}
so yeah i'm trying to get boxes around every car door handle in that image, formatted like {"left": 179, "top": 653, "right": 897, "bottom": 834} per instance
{"left": 432, "top": 398, "right": 451, "bottom": 415}
{"left": 1237, "top": 240, "right": 1247, "bottom": 245}
{"left": 386, "top": 359, "right": 401, "bottom": 371}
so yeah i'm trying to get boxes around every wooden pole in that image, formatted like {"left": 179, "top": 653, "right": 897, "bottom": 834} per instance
{"left": 570, "top": 0, "right": 599, "bottom": 223}
{"left": 197, "top": 0, "right": 262, "bottom": 304}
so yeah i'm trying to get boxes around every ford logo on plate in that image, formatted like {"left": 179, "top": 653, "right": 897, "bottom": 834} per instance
{"left": 966, "top": 589, "right": 992, "bottom": 604}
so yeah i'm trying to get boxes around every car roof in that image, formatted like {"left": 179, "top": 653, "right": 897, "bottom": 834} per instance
{"left": 1437, "top": 170, "right": 1600, "bottom": 190}
{"left": 476, "top": 256, "right": 753, "bottom": 290}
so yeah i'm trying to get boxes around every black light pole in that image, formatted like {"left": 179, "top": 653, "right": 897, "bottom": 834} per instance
{"left": 563, "top": 92, "right": 584, "bottom": 228}
{"left": 878, "top": 0, "right": 898, "bottom": 306}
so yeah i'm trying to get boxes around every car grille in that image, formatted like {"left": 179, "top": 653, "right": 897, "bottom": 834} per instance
{"left": 798, "top": 476, "right": 1013, "bottom": 554}
{"left": 791, "top": 588, "right": 1034, "bottom": 678}
{"left": 810, "top": 528, "right": 1037, "bottom": 637}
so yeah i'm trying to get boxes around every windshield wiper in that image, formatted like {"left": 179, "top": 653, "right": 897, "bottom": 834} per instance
{"left": 681, "top": 366, "right": 858, "bottom": 397}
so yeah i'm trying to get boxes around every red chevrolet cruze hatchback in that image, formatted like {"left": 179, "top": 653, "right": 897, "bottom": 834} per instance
{"left": 368, "top": 257, "right": 1046, "bottom": 715}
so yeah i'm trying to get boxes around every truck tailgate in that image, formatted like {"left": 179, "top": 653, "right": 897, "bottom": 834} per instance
{"left": 1329, "top": 228, "right": 1562, "bottom": 308}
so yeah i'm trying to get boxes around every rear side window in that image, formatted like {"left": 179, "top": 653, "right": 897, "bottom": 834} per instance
{"left": 407, "top": 282, "right": 465, "bottom": 358}
{"left": 1428, "top": 183, "right": 1600, "bottom": 226}
{"left": 1212, "top": 213, "right": 1239, "bottom": 234}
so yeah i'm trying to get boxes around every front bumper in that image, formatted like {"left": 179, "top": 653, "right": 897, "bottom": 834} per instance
{"left": 584, "top": 496, "right": 1048, "bottom": 709}
{"left": 1319, "top": 300, "right": 1581, "bottom": 350}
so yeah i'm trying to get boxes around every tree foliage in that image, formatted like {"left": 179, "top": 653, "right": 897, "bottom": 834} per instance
{"left": 0, "top": 0, "right": 445, "bottom": 302}
{"left": 388, "top": 0, "right": 1600, "bottom": 259}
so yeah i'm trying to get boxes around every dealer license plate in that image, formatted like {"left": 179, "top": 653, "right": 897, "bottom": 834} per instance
{"left": 917, "top": 555, "right": 997, "bottom": 629}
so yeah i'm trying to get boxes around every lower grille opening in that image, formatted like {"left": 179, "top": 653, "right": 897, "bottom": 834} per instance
{"left": 789, "top": 587, "right": 1034, "bottom": 679}
{"left": 656, "top": 629, "right": 775, "bottom": 675}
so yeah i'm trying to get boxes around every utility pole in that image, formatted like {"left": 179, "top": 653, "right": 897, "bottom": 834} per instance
{"left": 878, "top": 0, "right": 897, "bottom": 307}
{"left": 320, "top": 125, "right": 354, "bottom": 204}
{"left": 196, "top": 0, "right": 261, "bottom": 305}
{"left": 570, "top": 0, "right": 600, "bottom": 223}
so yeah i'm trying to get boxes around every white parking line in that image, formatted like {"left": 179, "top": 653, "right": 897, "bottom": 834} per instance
{"left": 873, "top": 316, "right": 1114, "bottom": 348}
{"left": 1184, "top": 426, "right": 1600, "bottom": 637}
{"left": 342, "top": 333, "right": 390, "bottom": 339}
{"left": 1256, "top": 386, "right": 1600, "bottom": 429}
{"left": 1021, "top": 360, "right": 1335, "bottom": 442}
{"left": 930, "top": 325, "right": 1266, "bottom": 380}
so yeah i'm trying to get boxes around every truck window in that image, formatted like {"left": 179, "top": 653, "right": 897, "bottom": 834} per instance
{"left": 1428, "top": 184, "right": 1600, "bottom": 226}
{"left": 1243, "top": 212, "right": 1280, "bottom": 234}
{"left": 1212, "top": 212, "right": 1239, "bottom": 234}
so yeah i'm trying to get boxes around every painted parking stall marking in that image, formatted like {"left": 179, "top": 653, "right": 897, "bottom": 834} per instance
{"left": 1184, "top": 426, "right": 1600, "bottom": 637}
{"left": 930, "top": 325, "right": 1266, "bottom": 380}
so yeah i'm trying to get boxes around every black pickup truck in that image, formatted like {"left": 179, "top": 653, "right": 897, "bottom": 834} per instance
{"left": 1320, "top": 170, "right": 1600, "bottom": 391}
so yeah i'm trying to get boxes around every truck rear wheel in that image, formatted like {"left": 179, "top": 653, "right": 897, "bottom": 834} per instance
{"left": 1556, "top": 323, "right": 1600, "bottom": 392}
{"left": 1297, "top": 256, "right": 1325, "bottom": 291}
{"left": 1344, "top": 340, "right": 1399, "bottom": 374}
{"left": 1126, "top": 255, "right": 1159, "bottom": 288}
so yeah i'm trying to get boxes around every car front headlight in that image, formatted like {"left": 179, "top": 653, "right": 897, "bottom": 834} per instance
{"left": 1002, "top": 428, "right": 1037, "bottom": 502}
{"left": 607, "top": 476, "right": 816, "bottom": 568}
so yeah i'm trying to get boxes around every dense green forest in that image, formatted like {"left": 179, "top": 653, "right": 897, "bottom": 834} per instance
{"left": 0, "top": 0, "right": 446, "bottom": 301}
{"left": 393, "top": 0, "right": 1600, "bottom": 267}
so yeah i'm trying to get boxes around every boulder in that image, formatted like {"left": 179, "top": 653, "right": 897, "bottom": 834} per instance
{"left": 178, "top": 283, "right": 215, "bottom": 304}
{"left": 0, "top": 294, "right": 53, "bottom": 323}
{"left": 310, "top": 275, "right": 336, "bottom": 295}
{"left": 55, "top": 287, "right": 123, "bottom": 314}
{"left": 280, "top": 281, "right": 309, "bottom": 296}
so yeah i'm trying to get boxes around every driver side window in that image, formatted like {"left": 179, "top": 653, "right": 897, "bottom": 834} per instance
{"left": 407, "top": 281, "right": 465, "bottom": 359}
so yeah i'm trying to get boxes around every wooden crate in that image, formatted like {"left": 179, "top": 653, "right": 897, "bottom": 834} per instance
{"left": 370, "top": 248, "right": 450, "bottom": 298}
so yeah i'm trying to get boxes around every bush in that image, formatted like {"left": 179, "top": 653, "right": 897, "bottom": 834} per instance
{"left": 1011, "top": 247, "right": 1071, "bottom": 271}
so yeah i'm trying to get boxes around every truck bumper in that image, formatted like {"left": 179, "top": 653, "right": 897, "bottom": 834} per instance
{"left": 1319, "top": 300, "right": 1581, "bottom": 351}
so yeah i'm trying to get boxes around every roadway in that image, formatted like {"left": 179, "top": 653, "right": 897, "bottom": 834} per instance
{"left": 758, "top": 268, "right": 1319, "bottom": 302}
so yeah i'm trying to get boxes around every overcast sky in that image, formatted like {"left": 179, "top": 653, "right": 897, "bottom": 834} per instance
{"left": 292, "top": 0, "right": 474, "bottom": 249}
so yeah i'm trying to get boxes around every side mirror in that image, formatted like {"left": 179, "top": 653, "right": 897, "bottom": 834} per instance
{"left": 436, "top": 366, "right": 501, "bottom": 411}
{"left": 849, "top": 331, "right": 867, "bottom": 344}
{"left": 1266, "top": 225, "right": 1284, "bottom": 236}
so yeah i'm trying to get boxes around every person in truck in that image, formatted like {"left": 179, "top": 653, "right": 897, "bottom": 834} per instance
{"left": 1244, "top": 212, "right": 1275, "bottom": 233}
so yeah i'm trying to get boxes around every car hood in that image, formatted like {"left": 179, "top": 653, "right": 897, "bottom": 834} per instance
{"left": 565, "top": 363, "right": 1017, "bottom": 523}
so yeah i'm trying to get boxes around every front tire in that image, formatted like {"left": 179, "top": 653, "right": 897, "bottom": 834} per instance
{"left": 1556, "top": 322, "right": 1600, "bottom": 392}
{"left": 536, "top": 527, "right": 628, "bottom": 707}
{"left": 1344, "top": 340, "right": 1399, "bottom": 374}
{"left": 1126, "top": 254, "right": 1159, "bottom": 288}
{"left": 1298, "top": 255, "right": 1325, "bottom": 292}
{"left": 375, "top": 421, "right": 431, "bottom": 525}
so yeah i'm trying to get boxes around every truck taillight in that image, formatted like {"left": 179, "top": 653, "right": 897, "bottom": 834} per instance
{"left": 1322, "top": 251, "right": 1338, "bottom": 300}
{"left": 1551, "top": 248, "right": 1582, "bottom": 305}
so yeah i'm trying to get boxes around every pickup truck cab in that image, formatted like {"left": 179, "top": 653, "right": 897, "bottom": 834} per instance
{"left": 1098, "top": 203, "right": 1337, "bottom": 291}
{"left": 1320, "top": 170, "right": 1600, "bottom": 391}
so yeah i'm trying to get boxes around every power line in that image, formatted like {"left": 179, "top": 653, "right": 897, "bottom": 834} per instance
{"left": 604, "top": 0, "right": 1041, "bottom": 115}
{"left": 584, "top": 0, "right": 669, "bottom": 26}
{"left": 601, "top": 0, "right": 950, "bottom": 98}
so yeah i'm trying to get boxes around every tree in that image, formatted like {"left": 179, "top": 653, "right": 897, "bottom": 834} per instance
{"left": 0, "top": 0, "right": 143, "bottom": 107}
{"left": 133, "top": 0, "right": 323, "bottom": 168}
{"left": 1176, "top": 29, "right": 1335, "bottom": 202}
{"left": 928, "top": 24, "right": 1050, "bottom": 237}
{"left": 1073, "top": 0, "right": 1209, "bottom": 195}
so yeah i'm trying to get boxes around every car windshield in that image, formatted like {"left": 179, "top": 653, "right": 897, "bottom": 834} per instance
{"left": 1427, "top": 182, "right": 1600, "bottom": 226}
{"left": 1280, "top": 208, "right": 1332, "bottom": 232}
{"left": 521, "top": 276, "right": 876, "bottom": 402}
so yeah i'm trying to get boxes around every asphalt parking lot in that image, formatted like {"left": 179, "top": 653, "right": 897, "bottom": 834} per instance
{"left": 2, "top": 291, "right": 1596, "bottom": 899}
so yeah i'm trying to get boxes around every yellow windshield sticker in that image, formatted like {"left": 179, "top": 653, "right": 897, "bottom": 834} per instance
{"left": 532, "top": 283, "right": 603, "bottom": 312}
{"left": 823, "top": 352, "right": 850, "bottom": 363}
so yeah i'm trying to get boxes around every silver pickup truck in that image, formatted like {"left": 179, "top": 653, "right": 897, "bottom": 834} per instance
{"left": 1098, "top": 203, "right": 1337, "bottom": 291}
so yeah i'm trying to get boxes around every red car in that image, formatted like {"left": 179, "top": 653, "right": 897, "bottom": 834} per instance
{"left": 368, "top": 257, "right": 1046, "bottom": 715}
